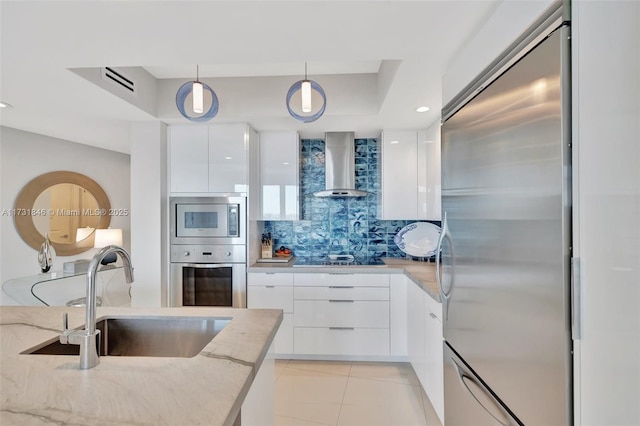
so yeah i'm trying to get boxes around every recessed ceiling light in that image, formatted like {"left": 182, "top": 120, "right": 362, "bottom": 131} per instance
{"left": 283, "top": 162, "right": 289, "bottom": 165}
{"left": 0, "top": 101, "right": 12, "bottom": 108}
{"left": 225, "top": 156, "right": 232, "bottom": 160}
{"left": 390, "top": 140, "right": 400, "bottom": 144}
{"left": 416, "top": 106, "right": 430, "bottom": 113}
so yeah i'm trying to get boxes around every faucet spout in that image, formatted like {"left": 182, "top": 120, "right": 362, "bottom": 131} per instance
{"left": 60, "top": 245, "right": 134, "bottom": 369}
{"left": 85, "top": 246, "right": 134, "bottom": 336}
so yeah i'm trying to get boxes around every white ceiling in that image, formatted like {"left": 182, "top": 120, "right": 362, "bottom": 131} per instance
{"left": 144, "top": 61, "right": 384, "bottom": 79}
{"left": 0, "top": 1, "right": 501, "bottom": 154}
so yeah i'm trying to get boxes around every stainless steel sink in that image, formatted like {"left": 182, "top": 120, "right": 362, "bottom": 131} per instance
{"left": 22, "top": 316, "right": 230, "bottom": 358}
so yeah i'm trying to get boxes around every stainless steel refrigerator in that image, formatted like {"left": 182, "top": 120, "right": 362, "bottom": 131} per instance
{"left": 437, "top": 4, "right": 572, "bottom": 425}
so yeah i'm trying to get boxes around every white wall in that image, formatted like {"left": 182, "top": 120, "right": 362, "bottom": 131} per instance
{"left": 443, "top": 0, "right": 554, "bottom": 105}
{"left": 70, "top": 66, "right": 158, "bottom": 118}
{"left": 129, "top": 121, "right": 167, "bottom": 307}
{"left": 572, "top": 1, "right": 640, "bottom": 424}
{"left": 0, "top": 126, "right": 130, "bottom": 303}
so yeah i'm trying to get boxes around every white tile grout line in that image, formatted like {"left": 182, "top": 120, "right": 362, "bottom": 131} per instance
{"left": 335, "top": 373, "right": 351, "bottom": 425}
{"left": 335, "top": 361, "right": 355, "bottom": 425}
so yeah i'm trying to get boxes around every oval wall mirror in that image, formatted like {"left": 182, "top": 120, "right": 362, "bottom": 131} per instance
{"left": 14, "top": 171, "right": 111, "bottom": 256}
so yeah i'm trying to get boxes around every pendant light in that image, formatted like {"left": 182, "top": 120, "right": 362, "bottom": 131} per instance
{"left": 192, "top": 66, "right": 204, "bottom": 114}
{"left": 286, "top": 62, "right": 326, "bottom": 123}
{"left": 176, "top": 65, "right": 219, "bottom": 122}
{"left": 301, "top": 63, "right": 312, "bottom": 113}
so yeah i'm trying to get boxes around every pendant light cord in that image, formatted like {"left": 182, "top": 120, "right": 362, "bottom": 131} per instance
{"left": 304, "top": 62, "right": 307, "bottom": 80}
{"left": 196, "top": 64, "right": 199, "bottom": 83}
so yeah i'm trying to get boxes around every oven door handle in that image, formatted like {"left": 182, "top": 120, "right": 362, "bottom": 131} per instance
{"left": 172, "top": 263, "right": 235, "bottom": 268}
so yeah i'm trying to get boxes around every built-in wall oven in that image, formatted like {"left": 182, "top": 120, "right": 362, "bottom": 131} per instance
{"left": 169, "top": 197, "right": 246, "bottom": 308}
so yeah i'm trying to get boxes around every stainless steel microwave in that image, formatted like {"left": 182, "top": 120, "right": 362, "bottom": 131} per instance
{"left": 170, "top": 197, "right": 245, "bottom": 245}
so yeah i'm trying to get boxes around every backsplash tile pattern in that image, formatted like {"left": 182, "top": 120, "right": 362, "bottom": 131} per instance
{"left": 263, "top": 138, "right": 440, "bottom": 260}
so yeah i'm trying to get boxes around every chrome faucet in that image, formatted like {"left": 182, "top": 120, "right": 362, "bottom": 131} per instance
{"left": 60, "top": 245, "right": 134, "bottom": 369}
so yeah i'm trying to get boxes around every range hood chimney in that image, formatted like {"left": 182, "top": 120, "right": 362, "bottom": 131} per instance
{"left": 314, "top": 132, "right": 369, "bottom": 197}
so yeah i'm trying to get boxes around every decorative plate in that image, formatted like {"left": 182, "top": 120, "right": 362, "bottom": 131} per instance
{"left": 393, "top": 222, "right": 441, "bottom": 257}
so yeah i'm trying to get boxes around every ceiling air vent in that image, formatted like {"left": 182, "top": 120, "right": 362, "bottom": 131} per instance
{"left": 101, "top": 67, "right": 136, "bottom": 95}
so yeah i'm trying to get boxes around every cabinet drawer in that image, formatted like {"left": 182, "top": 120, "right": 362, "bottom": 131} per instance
{"left": 294, "top": 273, "right": 389, "bottom": 287}
{"left": 247, "top": 286, "right": 293, "bottom": 313}
{"left": 294, "top": 286, "right": 389, "bottom": 301}
{"left": 294, "top": 327, "right": 390, "bottom": 356}
{"left": 248, "top": 272, "right": 294, "bottom": 287}
{"left": 293, "top": 300, "right": 389, "bottom": 328}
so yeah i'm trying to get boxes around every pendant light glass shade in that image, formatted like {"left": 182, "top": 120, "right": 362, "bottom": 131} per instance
{"left": 286, "top": 63, "right": 326, "bottom": 123}
{"left": 192, "top": 81, "right": 204, "bottom": 114}
{"left": 176, "top": 65, "right": 219, "bottom": 122}
{"left": 301, "top": 80, "right": 312, "bottom": 113}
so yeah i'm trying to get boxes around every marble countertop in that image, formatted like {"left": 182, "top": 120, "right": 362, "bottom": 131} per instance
{"left": 248, "top": 257, "right": 440, "bottom": 302}
{"left": 0, "top": 306, "right": 282, "bottom": 425}
{"left": 381, "top": 258, "right": 440, "bottom": 302}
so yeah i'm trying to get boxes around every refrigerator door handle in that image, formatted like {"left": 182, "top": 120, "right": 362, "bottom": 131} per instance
{"left": 436, "top": 211, "right": 454, "bottom": 320}
{"left": 451, "top": 358, "right": 513, "bottom": 426}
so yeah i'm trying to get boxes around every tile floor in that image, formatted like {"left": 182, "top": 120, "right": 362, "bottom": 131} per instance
{"left": 274, "top": 360, "right": 443, "bottom": 426}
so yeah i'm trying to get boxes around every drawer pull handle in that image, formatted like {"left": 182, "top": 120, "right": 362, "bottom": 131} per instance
{"left": 266, "top": 273, "right": 275, "bottom": 275}
{"left": 429, "top": 312, "right": 437, "bottom": 319}
{"left": 329, "top": 286, "right": 354, "bottom": 289}
{"left": 328, "top": 273, "right": 354, "bottom": 275}
{"left": 266, "top": 285, "right": 275, "bottom": 288}
{"left": 329, "top": 327, "right": 355, "bottom": 330}
{"left": 329, "top": 300, "right": 354, "bottom": 303}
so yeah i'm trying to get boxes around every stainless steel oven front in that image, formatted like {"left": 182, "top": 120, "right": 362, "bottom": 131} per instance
{"left": 169, "top": 244, "right": 246, "bottom": 308}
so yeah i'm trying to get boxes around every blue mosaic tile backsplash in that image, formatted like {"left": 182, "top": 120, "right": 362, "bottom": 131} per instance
{"left": 263, "top": 138, "right": 440, "bottom": 260}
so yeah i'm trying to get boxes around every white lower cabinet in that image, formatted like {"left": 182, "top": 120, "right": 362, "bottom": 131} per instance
{"left": 294, "top": 286, "right": 388, "bottom": 301}
{"left": 249, "top": 271, "right": 446, "bottom": 369}
{"left": 240, "top": 341, "right": 275, "bottom": 425}
{"left": 294, "top": 328, "right": 390, "bottom": 356}
{"left": 293, "top": 273, "right": 390, "bottom": 357}
{"left": 247, "top": 273, "right": 294, "bottom": 355}
{"left": 248, "top": 286, "right": 293, "bottom": 312}
{"left": 293, "top": 300, "right": 389, "bottom": 328}
{"left": 407, "top": 279, "right": 444, "bottom": 424}
{"left": 407, "top": 278, "right": 427, "bottom": 381}
{"left": 389, "top": 274, "right": 408, "bottom": 356}
{"left": 424, "top": 292, "right": 444, "bottom": 423}
{"left": 294, "top": 273, "right": 389, "bottom": 287}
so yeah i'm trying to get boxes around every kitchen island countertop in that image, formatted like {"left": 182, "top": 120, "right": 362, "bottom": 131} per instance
{"left": 248, "top": 257, "right": 440, "bottom": 302}
{"left": 0, "top": 306, "right": 281, "bottom": 425}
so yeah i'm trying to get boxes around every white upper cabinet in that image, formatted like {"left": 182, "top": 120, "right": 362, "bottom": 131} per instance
{"left": 417, "top": 123, "right": 441, "bottom": 221}
{"left": 209, "top": 124, "right": 250, "bottom": 193}
{"left": 169, "top": 123, "right": 254, "bottom": 194}
{"left": 258, "top": 131, "right": 299, "bottom": 220}
{"left": 169, "top": 125, "right": 209, "bottom": 193}
{"left": 378, "top": 128, "right": 441, "bottom": 221}
{"left": 378, "top": 130, "right": 418, "bottom": 219}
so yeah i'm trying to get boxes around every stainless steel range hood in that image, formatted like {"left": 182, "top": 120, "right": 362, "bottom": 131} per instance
{"left": 314, "top": 131, "right": 369, "bottom": 197}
